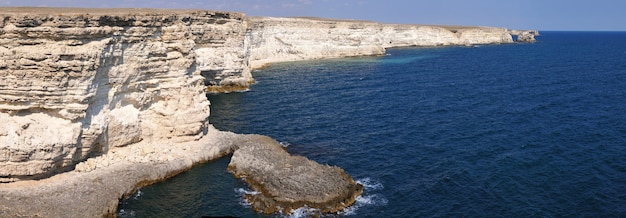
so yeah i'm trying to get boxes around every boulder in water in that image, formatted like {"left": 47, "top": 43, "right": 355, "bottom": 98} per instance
{"left": 228, "top": 135, "right": 363, "bottom": 214}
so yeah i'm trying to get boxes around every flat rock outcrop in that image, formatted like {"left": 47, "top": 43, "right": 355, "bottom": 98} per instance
{"left": 0, "top": 125, "right": 241, "bottom": 217}
{"left": 228, "top": 135, "right": 363, "bottom": 214}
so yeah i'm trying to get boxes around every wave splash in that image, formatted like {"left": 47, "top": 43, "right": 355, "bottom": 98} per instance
{"left": 279, "top": 141, "right": 291, "bottom": 148}
{"left": 287, "top": 207, "right": 322, "bottom": 218}
{"left": 339, "top": 177, "right": 388, "bottom": 216}
{"left": 236, "top": 189, "right": 324, "bottom": 218}
{"left": 287, "top": 177, "right": 388, "bottom": 217}
{"left": 117, "top": 209, "right": 136, "bottom": 218}
{"left": 234, "top": 177, "right": 386, "bottom": 217}
{"left": 357, "top": 177, "right": 384, "bottom": 190}
{"left": 234, "top": 187, "right": 260, "bottom": 208}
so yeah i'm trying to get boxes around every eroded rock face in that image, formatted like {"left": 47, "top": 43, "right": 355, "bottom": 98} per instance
{"left": 0, "top": 125, "right": 243, "bottom": 217}
{"left": 0, "top": 8, "right": 251, "bottom": 181}
{"left": 245, "top": 17, "right": 514, "bottom": 68}
{"left": 0, "top": 7, "right": 528, "bottom": 217}
{"left": 228, "top": 135, "right": 363, "bottom": 214}
{"left": 510, "top": 30, "right": 539, "bottom": 42}
{"left": 0, "top": 9, "right": 518, "bottom": 182}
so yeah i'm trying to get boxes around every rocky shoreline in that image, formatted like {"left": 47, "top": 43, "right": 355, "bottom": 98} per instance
{"left": 0, "top": 125, "right": 237, "bottom": 217}
{"left": 0, "top": 7, "right": 537, "bottom": 216}
{"left": 0, "top": 126, "right": 364, "bottom": 216}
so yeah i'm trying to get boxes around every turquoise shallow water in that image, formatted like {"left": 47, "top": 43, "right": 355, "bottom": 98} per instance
{"left": 119, "top": 32, "right": 626, "bottom": 217}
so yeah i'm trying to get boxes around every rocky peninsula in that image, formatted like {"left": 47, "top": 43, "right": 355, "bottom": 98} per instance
{"left": 0, "top": 7, "right": 537, "bottom": 216}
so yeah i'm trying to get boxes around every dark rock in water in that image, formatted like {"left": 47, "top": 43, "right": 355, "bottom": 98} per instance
{"left": 227, "top": 135, "right": 363, "bottom": 214}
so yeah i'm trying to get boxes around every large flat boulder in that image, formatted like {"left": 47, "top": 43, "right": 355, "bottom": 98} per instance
{"left": 228, "top": 135, "right": 363, "bottom": 214}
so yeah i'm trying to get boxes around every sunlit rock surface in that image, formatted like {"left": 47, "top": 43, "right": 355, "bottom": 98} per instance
{"left": 0, "top": 7, "right": 524, "bottom": 217}
{"left": 228, "top": 135, "right": 363, "bottom": 214}
{"left": 246, "top": 17, "right": 514, "bottom": 69}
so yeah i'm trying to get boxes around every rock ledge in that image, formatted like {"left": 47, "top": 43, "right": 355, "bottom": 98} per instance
{"left": 228, "top": 135, "right": 363, "bottom": 214}
{"left": 0, "top": 126, "right": 239, "bottom": 217}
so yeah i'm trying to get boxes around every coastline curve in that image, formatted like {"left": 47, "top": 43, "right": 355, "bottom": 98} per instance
{"left": 0, "top": 7, "right": 530, "bottom": 217}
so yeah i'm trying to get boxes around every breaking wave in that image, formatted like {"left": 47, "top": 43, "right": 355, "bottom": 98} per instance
{"left": 117, "top": 209, "right": 136, "bottom": 218}
{"left": 339, "top": 177, "right": 388, "bottom": 216}
{"left": 279, "top": 141, "right": 291, "bottom": 147}
{"left": 234, "top": 177, "right": 388, "bottom": 217}
{"left": 234, "top": 187, "right": 260, "bottom": 208}
{"left": 132, "top": 189, "right": 142, "bottom": 200}
{"left": 356, "top": 177, "right": 384, "bottom": 190}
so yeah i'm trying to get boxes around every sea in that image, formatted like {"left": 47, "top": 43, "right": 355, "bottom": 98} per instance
{"left": 118, "top": 32, "right": 626, "bottom": 217}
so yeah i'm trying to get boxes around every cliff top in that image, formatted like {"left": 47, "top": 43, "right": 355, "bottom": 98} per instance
{"left": 0, "top": 7, "right": 242, "bottom": 16}
{"left": 1, "top": 7, "right": 504, "bottom": 32}
{"left": 249, "top": 16, "right": 506, "bottom": 32}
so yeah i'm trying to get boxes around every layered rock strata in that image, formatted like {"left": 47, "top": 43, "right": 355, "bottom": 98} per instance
{"left": 246, "top": 17, "right": 514, "bottom": 69}
{"left": 0, "top": 7, "right": 530, "bottom": 217}
{"left": 0, "top": 8, "right": 519, "bottom": 183}
{"left": 228, "top": 135, "right": 363, "bottom": 214}
{"left": 0, "top": 126, "right": 363, "bottom": 217}
{"left": 0, "top": 8, "right": 251, "bottom": 181}
{"left": 0, "top": 125, "right": 241, "bottom": 217}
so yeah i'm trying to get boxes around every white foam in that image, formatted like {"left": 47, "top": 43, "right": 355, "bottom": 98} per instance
{"left": 218, "top": 89, "right": 251, "bottom": 94}
{"left": 131, "top": 189, "right": 142, "bottom": 200}
{"left": 234, "top": 188, "right": 260, "bottom": 208}
{"left": 235, "top": 187, "right": 260, "bottom": 196}
{"left": 279, "top": 141, "right": 291, "bottom": 147}
{"left": 339, "top": 194, "right": 388, "bottom": 216}
{"left": 117, "top": 209, "right": 136, "bottom": 218}
{"left": 287, "top": 207, "right": 320, "bottom": 218}
{"left": 234, "top": 89, "right": 250, "bottom": 93}
{"left": 357, "top": 194, "right": 389, "bottom": 205}
{"left": 357, "top": 177, "right": 384, "bottom": 190}
{"left": 335, "top": 178, "right": 387, "bottom": 216}
{"left": 233, "top": 179, "right": 387, "bottom": 217}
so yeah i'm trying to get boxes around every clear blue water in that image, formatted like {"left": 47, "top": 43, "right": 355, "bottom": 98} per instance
{"left": 119, "top": 32, "right": 626, "bottom": 217}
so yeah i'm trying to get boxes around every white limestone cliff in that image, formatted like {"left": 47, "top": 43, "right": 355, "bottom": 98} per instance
{"left": 246, "top": 17, "right": 513, "bottom": 69}
{"left": 509, "top": 29, "right": 539, "bottom": 42}
{"left": 0, "top": 8, "right": 250, "bottom": 181}
{"left": 0, "top": 7, "right": 528, "bottom": 217}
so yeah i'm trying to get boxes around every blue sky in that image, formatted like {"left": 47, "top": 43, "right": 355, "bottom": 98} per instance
{"left": 1, "top": 0, "right": 625, "bottom": 31}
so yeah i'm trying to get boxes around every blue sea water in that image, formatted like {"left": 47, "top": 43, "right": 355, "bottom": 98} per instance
{"left": 118, "top": 32, "right": 626, "bottom": 217}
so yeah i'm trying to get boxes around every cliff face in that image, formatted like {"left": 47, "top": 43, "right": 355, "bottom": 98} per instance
{"left": 0, "top": 7, "right": 530, "bottom": 217}
{"left": 245, "top": 17, "right": 513, "bottom": 69}
{"left": 0, "top": 8, "right": 250, "bottom": 181}
{"left": 245, "top": 17, "right": 386, "bottom": 69}
{"left": 0, "top": 8, "right": 512, "bottom": 182}
{"left": 0, "top": 8, "right": 516, "bottom": 182}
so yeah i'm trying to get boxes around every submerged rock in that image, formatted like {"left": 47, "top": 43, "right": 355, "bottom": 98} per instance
{"left": 228, "top": 135, "right": 363, "bottom": 214}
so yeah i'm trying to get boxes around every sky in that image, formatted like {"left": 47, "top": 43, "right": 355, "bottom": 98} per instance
{"left": 1, "top": 0, "right": 625, "bottom": 31}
